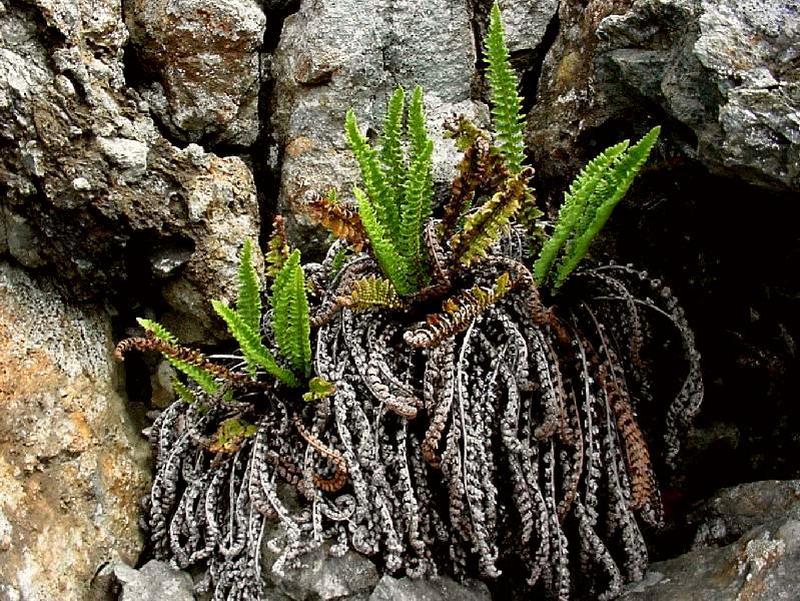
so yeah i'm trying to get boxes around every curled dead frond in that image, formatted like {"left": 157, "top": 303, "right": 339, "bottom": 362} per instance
{"left": 303, "top": 189, "right": 368, "bottom": 251}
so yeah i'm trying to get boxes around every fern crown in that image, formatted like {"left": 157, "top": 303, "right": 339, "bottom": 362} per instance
{"left": 345, "top": 85, "right": 434, "bottom": 295}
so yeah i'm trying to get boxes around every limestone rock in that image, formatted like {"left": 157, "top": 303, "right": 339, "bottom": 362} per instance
{"left": 124, "top": 0, "right": 266, "bottom": 146}
{"left": 620, "top": 480, "right": 800, "bottom": 600}
{"left": 528, "top": 0, "right": 800, "bottom": 193}
{"left": 369, "top": 574, "right": 491, "bottom": 601}
{"left": 0, "top": 262, "right": 151, "bottom": 601}
{"left": 0, "top": 2, "right": 261, "bottom": 341}
{"left": 113, "top": 560, "right": 195, "bottom": 601}
{"left": 264, "top": 544, "right": 380, "bottom": 600}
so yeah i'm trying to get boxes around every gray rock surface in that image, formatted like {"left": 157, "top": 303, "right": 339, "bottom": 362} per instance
{"left": 265, "top": 544, "right": 380, "bottom": 600}
{"left": 529, "top": 0, "right": 800, "bottom": 193}
{"left": 621, "top": 480, "right": 800, "bottom": 600}
{"left": 0, "top": 262, "right": 151, "bottom": 601}
{"left": 124, "top": 0, "right": 266, "bottom": 146}
{"left": 113, "top": 560, "right": 195, "bottom": 601}
{"left": 496, "top": 0, "right": 559, "bottom": 54}
{"left": 369, "top": 574, "right": 491, "bottom": 601}
{"left": 0, "top": 0, "right": 262, "bottom": 341}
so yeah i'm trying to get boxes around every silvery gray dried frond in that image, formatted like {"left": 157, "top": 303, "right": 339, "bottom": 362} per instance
{"left": 142, "top": 227, "right": 701, "bottom": 601}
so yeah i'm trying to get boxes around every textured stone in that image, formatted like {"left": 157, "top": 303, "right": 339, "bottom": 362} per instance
{"left": 0, "top": 1, "right": 261, "bottom": 341}
{"left": 264, "top": 543, "right": 379, "bottom": 600}
{"left": 620, "top": 480, "right": 800, "bottom": 600}
{"left": 124, "top": 0, "right": 266, "bottom": 146}
{"left": 114, "top": 560, "right": 195, "bottom": 601}
{"left": 689, "top": 480, "right": 800, "bottom": 548}
{"left": 496, "top": 0, "right": 559, "bottom": 53}
{"left": 0, "top": 262, "right": 151, "bottom": 601}
{"left": 528, "top": 0, "right": 800, "bottom": 193}
{"left": 269, "top": 0, "right": 486, "bottom": 250}
{"left": 369, "top": 574, "right": 491, "bottom": 601}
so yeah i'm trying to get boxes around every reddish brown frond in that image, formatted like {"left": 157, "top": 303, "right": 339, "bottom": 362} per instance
{"left": 304, "top": 189, "right": 367, "bottom": 251}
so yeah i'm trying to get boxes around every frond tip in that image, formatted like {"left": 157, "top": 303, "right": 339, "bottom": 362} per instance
{"left": 485, "top": 2, "right": 526, "bottom": 175}
{"left": 236, "top": 239, "right": 262, "bottom": 334}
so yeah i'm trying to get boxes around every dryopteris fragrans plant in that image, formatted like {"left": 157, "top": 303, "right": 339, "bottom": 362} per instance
{"left": 128, "top": 4, "right": 702, "bottom": 601}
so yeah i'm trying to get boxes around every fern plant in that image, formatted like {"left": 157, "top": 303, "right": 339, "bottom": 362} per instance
{"left": 120, "top": 236, "right": 315, "bottom": 392}
{"left": 345, "top": 85, "right": 434, "bottom": 294}
{"left": 534, "top": 126, "right": 661, "bottom": 289}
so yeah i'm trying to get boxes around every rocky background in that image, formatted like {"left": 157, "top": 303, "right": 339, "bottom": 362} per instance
{"left": 0, "top": 0, "right": 798, "bottom": 599}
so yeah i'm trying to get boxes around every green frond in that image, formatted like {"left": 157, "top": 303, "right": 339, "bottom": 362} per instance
{"left": 168, "top": 356, "right": 219, "bottom": 394}
{"left": 172, "top": 377, "right": 197, "bottom": 403}
{"left": 380, "top": 87, "right": 406, "bottom": 195}
{"left": 344, "top": 86, "right": 435, "bottom": 293}
{"left": 270, "top": 249, "right": 312, "bottom": 377}
{"left": 533, "top": 140, "right": 630, "bottom": 284}
{"left": 407, "top": 86, "right": 430, "bottom": 167}
{"left": 450, "top": 172, "right": 527, "bottom": 266}
{"left": 399, "top": 137, "right": 434, "bottom": 267}
{"left": 553, "top": 126, "right": 660, "bottom": 288}
{"left": 212, "top": 299, "right": 299, "bottom": 386}
{"left": 137, "top": 317, "right": 178, "bottom": 345}
{"left": 236, "top": 239, "right": 262, "bottom": 334}
{"left": 345, "top": 110, "right": 397, "bottom": 232}
{"left": 330, "top": 247, "right": 350, "bottom": 277}
{"left": 302, "top": 376, "right": 336, "bottom": 403}
{"left": 355, "top": 186, "right": 415, "bottom": 294}
{"left": 339, "top": 275, "right": 404, "bottom": 311}
{"left": 137, "top": 318, "right": 219, "bottom": 392}
{"left": 484, "top": 2, "right": 526, "bottom": 175}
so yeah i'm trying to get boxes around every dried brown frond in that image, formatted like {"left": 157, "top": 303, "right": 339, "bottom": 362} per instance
{"left": 114, "top": 335, "right": 248, "bottom": 385}
{"left": 441, "top": 117, "right": 510, "bottom": 239}
{"left": 265, "top": 215, "right": 291, "bottom": 277}
{"left": 303, "top": 189, "right": 367, "bottom": 251}
{"left": 404, "top": 272, "right": 513, "bottom": 349}
{"left": 294, "top": 415, "right": 349, "bottom": 493}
